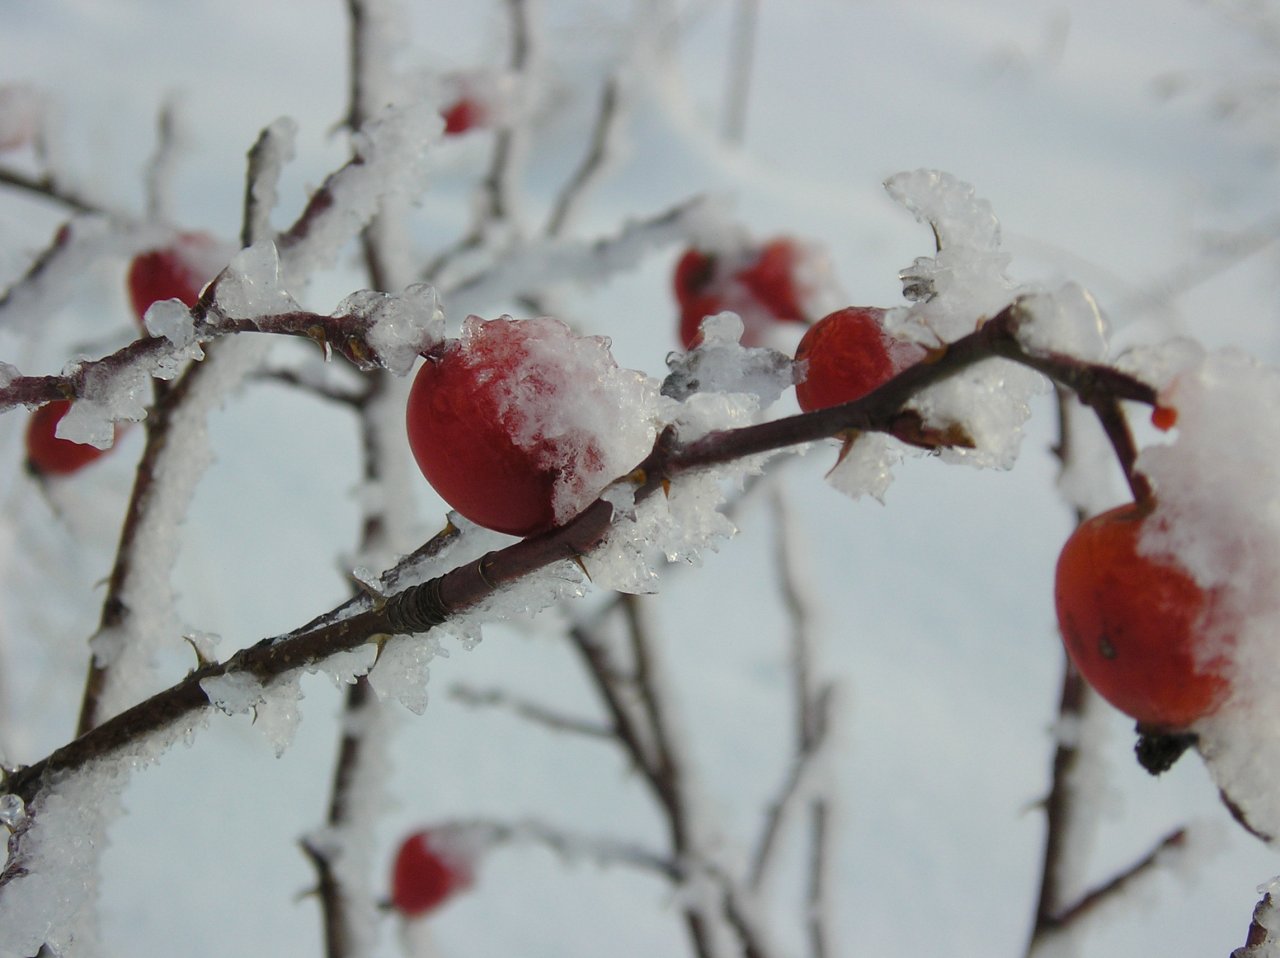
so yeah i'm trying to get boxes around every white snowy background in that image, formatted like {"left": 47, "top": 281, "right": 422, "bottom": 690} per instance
{"left": 2, "top": 1, "right": 1280, "bottom": 956}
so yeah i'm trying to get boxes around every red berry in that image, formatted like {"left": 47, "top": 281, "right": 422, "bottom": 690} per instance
{"left": 793, "top": 307, "right": 927, "bottom": 412}
{"left": 1152, "top": 405, "right": 1178, "bottom": 432}
{"left": 441, "top": 97, "right": 484, "bottom": 135}
{"left": 1054, "top": 501, "right": 1232, "bottom": 729}
{"left": 734, "top": 239, "right": 806, "bottom": 325}
{"left": 391, "top": 830, "right": 474, "bottom": 918}
{"left": 675, "top": 239, "right": 815, "bottom": 350}
{"left": 25, "top": 400, "right": 113, "bottom": 476}
{"left": 406, "top": 316, "right": 631, "bottom": 537}
{"left": 126, "top": 233, "right": 215, "bottom": 329}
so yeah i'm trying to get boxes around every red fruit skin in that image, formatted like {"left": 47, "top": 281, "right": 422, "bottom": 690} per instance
{"left": 441, "top": 97, "right": 483, "bottom": 135}
{"left": 406, "top": 320, "right": 566, "bottom": 536}
{"left": 126, "top": 234, "right": 212, "bottom": 329}
{"left": 793, "top": 307, "right": 927, "bottom": 412}
{"left": 735, "top": 239, "right": 806, "bottom": 325}
{"left": 391, "top": 831, "right": 473, "bottom": 918}
{"left": 675, "top": 241, "right": 811, "bottom": 350}
{"left": 25, "top": 400, "right": 110, "bottom": 476}
{"left": 1054, "top": 502, "right": 1231, "bottom": 729}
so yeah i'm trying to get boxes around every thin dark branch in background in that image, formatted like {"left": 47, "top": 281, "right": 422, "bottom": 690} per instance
{"left": 449, "top": 684, "right": 613, "bottom": 740}
{"left": 544, "top": 78, "right": 622, "bottom": 238}
{"left": 143, "top": 99, "right": 179, "bottom": 223}
{"left": 722, "top": 0, "right": 760, "bottom": 144}
{"left": 0, "top": 166, "right": 106, "bottom": 217}
{"left": 1038, "top": 828, "right": 1186, "bottom": 934}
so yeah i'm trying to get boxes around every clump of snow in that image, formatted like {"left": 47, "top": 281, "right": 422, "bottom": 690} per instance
{"left": 1013, "top": 284, "right": 1109, "bottom": 363}
{"left": 213, "top": 241, "right": 300, "bottom": 320}
{"left": 826, "top": 434, "right": 903, "bottom": 503}
{"left": 199, "top": 671, "right": 304, "bottom": 757}
{"left": 1134, "top": 349, "right": 1280, "bottom": 840}
{"left": 143, "top": 299, "right": 205, "bottom": 376}
{"left": 338, "top": 283, "right": 445, "bottom": 375}
{"left": 368, "top": 633, "right": 444, "bottom": 714}
{"left": 56, "top": 359, "right": 149, "bottom": 448}
{"left": 0, "top": 794, "right": 25, "bottom": 829}
{"left": 878, "top": 170, "right": 1045, "bottom": 472}
{"left": 662, "top": 312, "right": 795, "bottom": 405}
{"left": 0, "top": 363, "right": 19, "bottom": 389}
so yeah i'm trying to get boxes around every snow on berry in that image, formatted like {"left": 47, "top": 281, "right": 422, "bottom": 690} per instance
{"left": 1125, "top": 347, "right": 1280, "bottom": 839}
{"left": 406, "top": 315, "right": 660, "bottom": 537}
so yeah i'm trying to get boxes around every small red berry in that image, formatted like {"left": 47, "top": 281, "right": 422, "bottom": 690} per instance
{"left": 391, "top": 830, "right": 474, "bottom": 918}
{"left": 1054, "top": 501, "right": 1232, "bottom": 729}
{"left": 793, "top": 307, "right": 927, "bottom": 412}
{"left": 126, "top": 233, "right": 215, "bottom": 329}
{"left": 1151, "top": 405, "right": 1178, "bottom": 432}
{"left": 441, "top": 97, "right": 484, "bottom": 135}
{"left": 25, "top": 400, "right": 113, "bottom": 476}
{"left": 406, "top": 316, "right": 639, "bottom": 537}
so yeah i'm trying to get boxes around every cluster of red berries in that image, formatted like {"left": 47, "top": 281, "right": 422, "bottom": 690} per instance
{"left": 24, "top": 232, "right": 214, "bottom": 477}
{"left": 402, "top": 246, "right": 1232, "bottom": 737}
{"left": 674, "top": 238, "right": 815, "bottom": 350}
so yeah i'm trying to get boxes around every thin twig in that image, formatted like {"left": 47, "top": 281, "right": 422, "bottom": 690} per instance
{"left": 544, "top": 78, "right": 622, "bottom": 238}
{"left": 449, "top": 684, "right": 613, "bottom": 740}
{"left": 0, "top": 165, "right": 107, "bottom": 216}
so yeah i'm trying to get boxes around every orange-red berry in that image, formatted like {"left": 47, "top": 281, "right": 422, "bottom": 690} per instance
{"left": 793, "top": 307, "right": 926, "bottom": 412}
{"left": 1054, "top": 501, "right": 1231, "bottom": 729}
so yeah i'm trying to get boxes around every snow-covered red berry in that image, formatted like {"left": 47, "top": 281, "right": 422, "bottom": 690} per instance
{"left": 793, "top": 307, "right": 927, "bottom": 412}
{"left": 1054, "top": 500, "right": 1232, "bottom": 729}
{"left": 406, "top": 316, "right": 656, "bottom": 537}
{"left": 25, "top": 400, "right": 114, "bottom": 476}
{"left": 390, "top": 830, "right": 474, "bottom": 918}
{"left": 126, "top": 232, "right": 217, "bottom": 329}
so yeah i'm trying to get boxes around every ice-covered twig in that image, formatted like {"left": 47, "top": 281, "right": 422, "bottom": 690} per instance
{"left": 242, "top": 118, "right": 298, "bottom": 249}
{"left": 449, "top": 684, "right": 613, "bottom": 740}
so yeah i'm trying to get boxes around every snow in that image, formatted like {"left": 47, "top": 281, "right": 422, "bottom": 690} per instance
{"left": 1134, "top": 349, "right": 1280, "bottom": 840}
{"left": 341, "top": 283, "right": 445, "bottom": 375}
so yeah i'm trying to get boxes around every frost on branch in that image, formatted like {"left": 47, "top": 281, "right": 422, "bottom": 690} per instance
{"left": 662, "top": 311, "right": 796, "bottom": 405}
{"left": 1130, "top": 349, "right": 1280, "bottom": 840}
{"left": 212, "top": 241, "right": 299, "bottom": 320}
{"left": 337, "top": 283, "right": 444, "bottom": 374}
{"left": 880, "top": 170, "right": 1053, "bottom": 476}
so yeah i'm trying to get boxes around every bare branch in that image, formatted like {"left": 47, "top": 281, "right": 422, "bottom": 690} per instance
{"left": 544, "top": 78, "right": 622, "bottom": 238}
{"left": 449, "top": 684, "right": 613, "bottom": 740}
{"left": 0, "top": 165, "right": 108, "bottom": 217}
